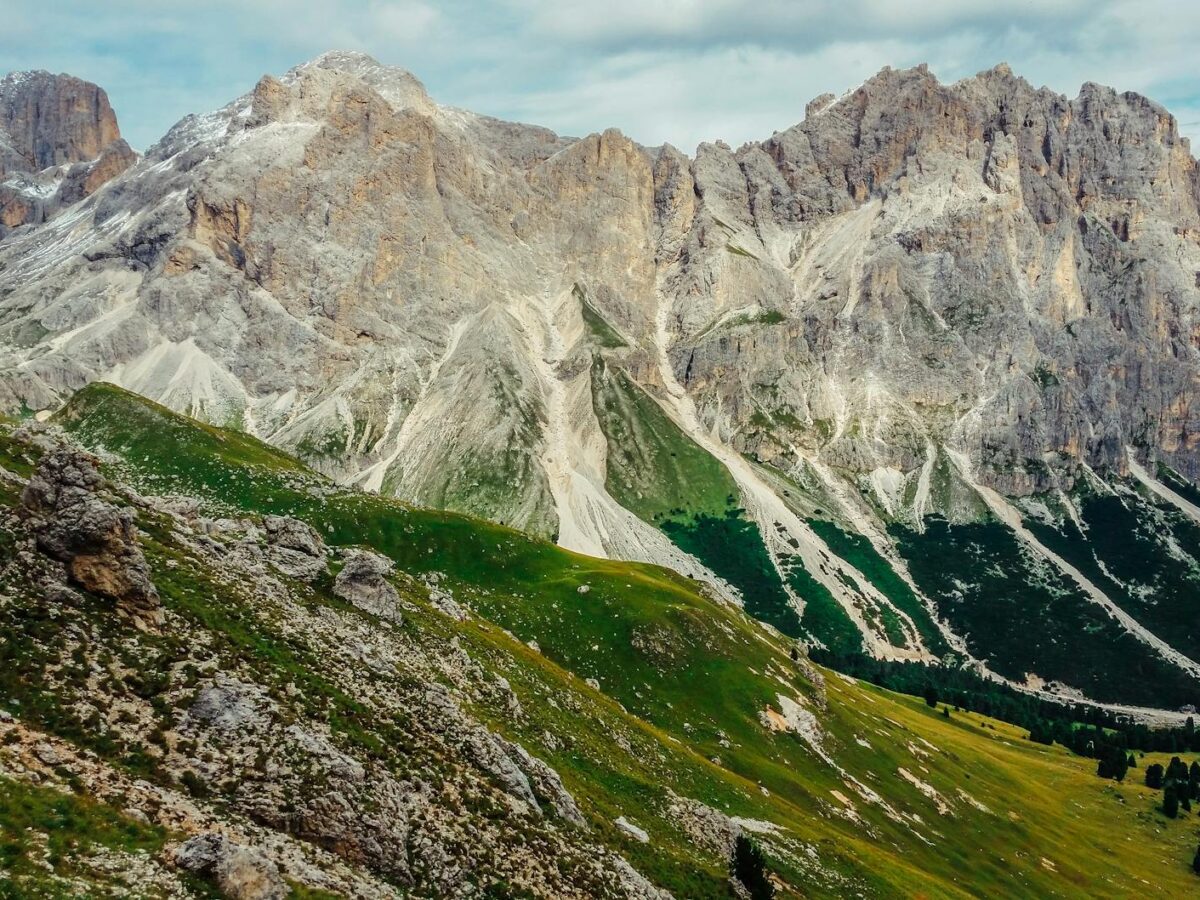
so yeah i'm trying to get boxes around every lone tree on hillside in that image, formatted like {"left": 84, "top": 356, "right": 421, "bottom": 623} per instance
{"left": 1146, "top": 763, "right": 1165, "bottom": 789}
{"left": 1096, "top": 745, "right": 1129, "bottom": 781}
{"left": 924, "top": 686, "right": 939, "bottom": 708}
{"left": 732, "top": 835, "right": 775, "bottom": 900}
{"left": 1164, "top": 784, "right": 1180, "bottom": 819}
{"left": 1167, "top": 756, "right": 1189, "bottom": 784}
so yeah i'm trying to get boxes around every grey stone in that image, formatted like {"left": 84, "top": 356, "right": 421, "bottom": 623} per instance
{"left": 263, "top": 515, "right": 325, "bottom": 556}
{"left": 173, "top": 833, "right": 287, "bottom": 900}
{"left": 22, "top": 446, "right": 161, "bottom": 626}
{"left": 333, "top": 550, "right": 401, "bottom": 622}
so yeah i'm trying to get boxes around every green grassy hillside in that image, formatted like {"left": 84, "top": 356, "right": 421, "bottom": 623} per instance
{"left": 589, "top": 361, "right": 803, "bottom": 638}
{"left": 0, "top": 381, "right": 1189, "bottom": 896}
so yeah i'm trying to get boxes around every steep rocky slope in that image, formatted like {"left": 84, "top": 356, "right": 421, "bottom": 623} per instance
{"left": 2, "top": 383, "right": 1199, "bottom": 897}
{"left": 2, "top": 53, "right": 1200, "bottom": 709}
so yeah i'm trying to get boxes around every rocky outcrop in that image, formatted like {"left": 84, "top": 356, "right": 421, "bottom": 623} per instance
{"left": 0, "top": 71, "right": 134, "bottom": 233}
{"left": 0, "top": 71, "right": 121, "bottom": 172}
{"left": 333, "top": 550, "right": 401, "bottom": 621}
{"left": 174, "top": 833, "right": 288, "bottom": 900}
{"left": 263, "top": 514, "right": 327, "bottom": 579}
{"left": 503, "top": 738, "right": 588, "bottom": 828}
{"left": 666, "top": 792, "right": 741, "bottom": 860}
{"left": 21, "top": 446, "right": 161, "bottom": 627}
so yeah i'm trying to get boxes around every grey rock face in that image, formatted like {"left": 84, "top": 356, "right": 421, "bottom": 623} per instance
{"left": 666, "top": 792, "right": 740, "bottom": 860}
{"left": 0, "top": 71, "right": 121, "bottom": 172}
{"left": 263, "top": 515, "right": 325, "bottom": 556}
{"left": 506, "top": 739, "right": 588, "bottom": 828}
{"left": 187, "top": 677, "right": 276, "bottom": 734}
{"left": 0, "top": 71, "right": 134, "bottom": 233}
{"left": 21, "top": 446, "right": 161, "bottom": 626}
{"left": 333, "top": 550, "right": 401, "bottom": 621}
{"left": 672, "top": 63, "right": 1200, "bottom": 497}
{"left": 180, "top": 674, "right": 428, "bottom": 885}
{"left": 263, "top": 514, "right": 327, "bottom": 579}
{"left": 174, "top": 833, "right": 288, "bottom": 900}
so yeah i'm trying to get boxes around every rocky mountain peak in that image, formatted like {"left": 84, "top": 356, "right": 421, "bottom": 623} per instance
{"left": 0, "top": 69, "right": 122, "bottom": 173}
{"left": 284, "top": 49, "right": 435, "bottom": 116}
{"left": 294, "top": 48, "right": 387, "bottom": 75}
{"left": 0, "top": 69, "right": 134, "bottom": 234}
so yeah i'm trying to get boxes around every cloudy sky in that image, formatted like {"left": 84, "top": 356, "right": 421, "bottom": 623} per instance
{"left": 5, "top": 0, "right": 1200, "bottom": 153}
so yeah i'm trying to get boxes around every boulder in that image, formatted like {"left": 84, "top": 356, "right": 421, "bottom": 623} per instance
{"left": 263, "top": 515, "right": 326, "bottom": 580}
{"left": 173, "top": 833, "right": 287, "bottom": 900}
{"left": 333, "top": 550, "right": 401, "bottom": 622}
{"left": 186, "top": 677, "right": 275, "bottom": 734}
{"left": 22, "top": 447, "right": 161, "bottom": 627}
{"left": 263, "top": 515, "right": 325, "bottom": 556}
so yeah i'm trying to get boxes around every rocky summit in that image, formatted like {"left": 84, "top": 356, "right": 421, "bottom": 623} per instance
{"left": 0, "top": 70, "right": 136, "bottom": 234}
{"left": 3, "top": 50, "right": 1200, "bottom": 897}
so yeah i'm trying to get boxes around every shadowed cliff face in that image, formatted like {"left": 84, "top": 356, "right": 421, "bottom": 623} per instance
{"left": 0, "top": 71, "right": 136, "bottom": 233}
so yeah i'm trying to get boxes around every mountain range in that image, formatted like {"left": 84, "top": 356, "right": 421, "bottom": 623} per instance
{"left": 4, "top": 51, "right": 1200, "bottom": 896}
{"left": 3, "top": 53, "right": 1200, "bottom": 718}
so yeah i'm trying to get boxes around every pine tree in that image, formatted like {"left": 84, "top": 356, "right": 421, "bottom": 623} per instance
{"left": 924, "top": 686, "right": 939, "bottom": 708}
{"left": 1113, "top": 748, "right": 1129, "bottom": 782}
{"left": 1168, "top": 756, "right": 1189, "bottom": 783}
{"left": 1192, "top": 843, "right": 1200, "bottom": 875}
{"left": 1127, "top": 754, "right": 1137, "bottom": 769}
{"left": 1146, "top": 763, "right": 1165, "bottom": 789}
{"left": 1164, "top": 784, "right": 1180, "bottom": 819}
{"left": 1096, "top": 744, "right": 1129, "bottom": 781}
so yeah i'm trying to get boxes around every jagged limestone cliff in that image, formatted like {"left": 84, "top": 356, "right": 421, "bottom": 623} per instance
{"left": 0, "top": 70, "right": 135, "bottom": 233}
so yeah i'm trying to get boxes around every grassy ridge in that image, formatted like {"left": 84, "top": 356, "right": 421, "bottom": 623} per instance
{"left": 589, "top": 359, "right": 736, "bottom": 526}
